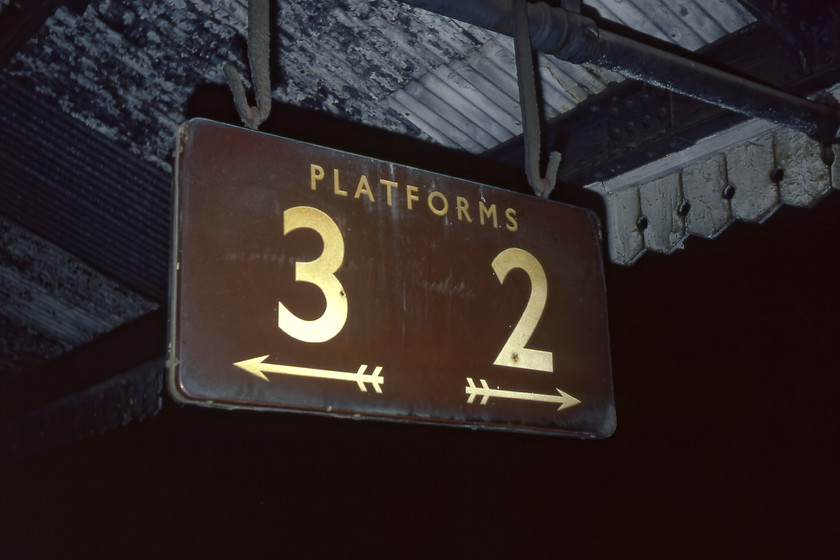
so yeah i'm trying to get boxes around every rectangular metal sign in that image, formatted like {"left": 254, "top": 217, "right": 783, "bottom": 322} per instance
{"left": 169, "top": 119, "right": 614, "bottom": 437}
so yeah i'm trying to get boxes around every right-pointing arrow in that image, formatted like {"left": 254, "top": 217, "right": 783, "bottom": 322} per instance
{"left": 465, "top": 378, "right": 581, "bottom": 411}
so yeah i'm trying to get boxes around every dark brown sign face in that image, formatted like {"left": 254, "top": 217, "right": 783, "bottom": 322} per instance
{"left": 169, "top": 119, "right": 614, "bottom": 437}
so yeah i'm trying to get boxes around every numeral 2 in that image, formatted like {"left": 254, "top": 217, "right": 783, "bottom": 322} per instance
{"left": 491, "top": 248, "right": 553, "bottom": 373}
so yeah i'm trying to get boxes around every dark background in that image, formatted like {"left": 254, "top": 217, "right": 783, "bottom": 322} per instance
{"left": 2, "top": 186, "right": 838, "bottom": 558}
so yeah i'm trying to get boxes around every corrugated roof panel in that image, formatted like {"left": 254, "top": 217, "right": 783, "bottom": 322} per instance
{"left": 388, "top": 93, "right": 457, "bottom": 148}
{"left": 445, "top": 58, "right": 520, "bottom": 128}
{"left": 386, "top": 32, "right": 621, "bottom": 152}
{"left": 492, "top": 33, "right": 621, "bottom": 114}
{"left": 428, "top": 64, "right": 520, "bottom": 135}
{"left": 392, "top": 84, "right": 489, "bottom": 151}
{"left": 490, "top": 35, "right": 573, "bottom": 115}
{"left": 587, "top": 0, "right": 754, "bottom": 49}
{"left": 384, "top": 0, "right": 755, "bottom": 153}
{"left": 422, "top": 71, "right": 513, "bottom": 143}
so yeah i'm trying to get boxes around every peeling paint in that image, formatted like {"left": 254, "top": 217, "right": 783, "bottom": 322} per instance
{"left": 9, "top": 1, "right": 492, "bottom": 167}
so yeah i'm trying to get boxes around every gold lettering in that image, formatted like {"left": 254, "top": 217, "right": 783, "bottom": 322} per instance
{"left": 491, "top": 248, "right": 551, "bottom": 371}
{"left": 380, "top": 179, "right": 398, "bottom": 206}
{"left": 479, "top": 202, "right": 498, "bottom": 228}
{"left": 277, "top": 206, "right": 347, "bottom": 343}
{"left": 311, "top": 167, "right": 515, "bottom": 233}
{"left": 354, "top": 175, "right": 375, "bottom": 202}
{"left": 505, "top": 207, "right": 518, "bottom": 232}
{"left": 456, "top": 197, "right": 472, "bottom": 223}
{"left": 333, "top": 169, "right": 348, "bottom": 197}
{"left": 406, "top": 185, "right": 419, "bottom": 210}
{"left": 310, "top": 164, "right": 325, "bottom": 191}
{"left": 427, "top": 191, "right": 448, "bottom": 216}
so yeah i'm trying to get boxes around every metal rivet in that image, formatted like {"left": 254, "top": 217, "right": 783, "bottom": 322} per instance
{"left": 770, "top": 166, "right": 785, "bottom": 183}
{"left": 677, "top": 201, "right": 691, "bottom": 217}
{"left": 637, "top": 216, "right": 649, "bottom": 230}
{"left": 722, "top": 184, "right": 736, "bottom": 200}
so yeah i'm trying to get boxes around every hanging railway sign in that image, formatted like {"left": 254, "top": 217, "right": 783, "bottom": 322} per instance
{"left": 168, "top": 119, "right": 615, "bottom": 437}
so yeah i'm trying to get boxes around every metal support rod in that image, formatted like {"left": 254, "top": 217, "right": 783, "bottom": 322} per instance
{"left": 397, "top": 0, "right": 840, "bottom": 141}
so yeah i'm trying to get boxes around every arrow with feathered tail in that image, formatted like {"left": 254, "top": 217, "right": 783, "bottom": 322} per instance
{"left": 234, "top": 355, "right": 384, "bottom": 393}
{"left": 465, "top": 378, "right": 580, "bottom": 410}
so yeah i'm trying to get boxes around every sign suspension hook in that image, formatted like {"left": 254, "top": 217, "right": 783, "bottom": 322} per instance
{"left": 223, "top": 0, "right": 272, "bottom": 130}
{"left": 512, "top": 0, "right": 562, "bottom": 199}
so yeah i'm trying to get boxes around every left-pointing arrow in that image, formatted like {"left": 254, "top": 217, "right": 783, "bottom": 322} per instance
{"left": 233, "top": 355, "right": 384, "bottom": 393}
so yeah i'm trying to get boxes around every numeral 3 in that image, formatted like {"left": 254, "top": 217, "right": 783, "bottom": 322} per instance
{"left": 277, "top": 206, "right": 348, "bottom": 343}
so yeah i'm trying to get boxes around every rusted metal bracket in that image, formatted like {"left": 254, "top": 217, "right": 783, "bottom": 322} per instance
{"left": 512, "top": 0, "right": 561, "bottom": 199}
{"left": 224, "top": 0, "right": 272, "bottom": 130}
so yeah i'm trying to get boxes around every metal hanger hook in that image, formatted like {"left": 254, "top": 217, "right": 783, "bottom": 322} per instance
{"left": 224, "top": 0, "right": 272, "bottom": 130}
{"left": 512, "top": 0, "right": 562, "bottom": 198}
